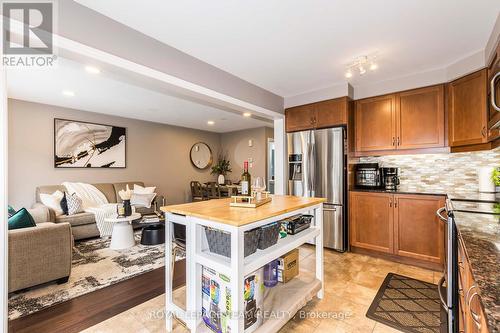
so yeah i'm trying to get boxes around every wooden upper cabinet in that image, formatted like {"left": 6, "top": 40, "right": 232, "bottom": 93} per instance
{"left": 487, "top": 42, "right": 500, "bottom": 142}
{"left": 349, "top": 191, "right": 394, "bottom": 254}
{"left": 355, "top": 94, "right": 396, "bottom": 151}
{"left": 315, "top": 97, "right": 348, "bottom": 129}
{"left": 397, "top": 85, "right": 445, "bottom": 149}
{"left": 285, "top": 97, "right": 349, "bottom": 132}
{"left": 448, "top": 69, "right": 488, "bottom": 147}
{"left": 285, "top": 104, "right": 315, "bottom": 132}
{"left": 393, "top": 194, "right": 445, "bottom": 264}
{"left": 354, "top": 85, "right": 445, "bottom": 153}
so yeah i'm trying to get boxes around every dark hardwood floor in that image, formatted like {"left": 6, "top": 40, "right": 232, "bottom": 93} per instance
{"left": 9, "top": 260, "right": 186, "bottom": 333}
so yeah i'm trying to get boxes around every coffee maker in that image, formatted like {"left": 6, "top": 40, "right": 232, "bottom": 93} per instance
{"left": 381, "top": 167, "right": 400, "bottom": 190}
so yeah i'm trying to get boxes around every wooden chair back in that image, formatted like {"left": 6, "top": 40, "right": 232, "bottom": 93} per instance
{"left": 190, "top": 181, "right": 206, "bottom": 201}
{"left": 206, "top": 182, "right": 221, "bottom": 199}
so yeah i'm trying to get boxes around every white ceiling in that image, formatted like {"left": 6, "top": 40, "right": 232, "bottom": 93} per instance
{"left": 76, "top": 0, "right": 500, "bottom": 97}
{"left": 6, "top": 57, "right": 272, "bottom": 133}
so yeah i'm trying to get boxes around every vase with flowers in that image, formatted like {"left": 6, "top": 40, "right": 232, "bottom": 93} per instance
{"left": 118, "top": 185, "right": 133, "bottom": 216}
{"left": 211, "top": 153, "right": 232, "bottom": 185}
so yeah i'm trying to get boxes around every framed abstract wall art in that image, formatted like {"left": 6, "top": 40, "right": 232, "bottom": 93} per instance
{"left": 54, "top": 118, "right": 126, "bottom": 168}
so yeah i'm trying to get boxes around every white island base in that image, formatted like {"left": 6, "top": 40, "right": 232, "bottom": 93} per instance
{"left": 162, "top": 195, "right": 325, "bottom": 333}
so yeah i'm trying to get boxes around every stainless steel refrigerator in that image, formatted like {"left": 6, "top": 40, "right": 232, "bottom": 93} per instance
{"left": 287, "top": 127, "right": 347, "bottom": 251}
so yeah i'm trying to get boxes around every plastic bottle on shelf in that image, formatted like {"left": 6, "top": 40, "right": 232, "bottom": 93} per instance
{"left": 263, "top": 260, "right": 279, "bottom": 287}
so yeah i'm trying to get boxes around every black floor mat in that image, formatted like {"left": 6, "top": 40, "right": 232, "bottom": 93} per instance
{"left": 366, "top": 273, "right": 446, "bottom": 333}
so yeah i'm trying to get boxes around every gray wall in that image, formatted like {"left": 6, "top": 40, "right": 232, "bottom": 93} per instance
{"left": 220, "top": 127, "right": 274, "bottom": 183}
{"left": 8, "top": 99, "right": 221, "bottom": 208}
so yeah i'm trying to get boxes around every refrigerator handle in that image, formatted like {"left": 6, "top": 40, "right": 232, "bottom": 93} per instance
{"left": 310, "top": 139, "right": 316, "bottom": 196}
{"left": 306, "top": 142, "right": 310, "bottom": 194}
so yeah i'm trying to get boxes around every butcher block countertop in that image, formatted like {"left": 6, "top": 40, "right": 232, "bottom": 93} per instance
{"left": 161, "top": 195, "right": 326, "bottom": 227}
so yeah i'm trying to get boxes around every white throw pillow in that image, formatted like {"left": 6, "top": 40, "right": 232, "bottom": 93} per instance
{"left": 39, "top": 190, "right": 64, "bottom": 216}
{"left": 130, "top": 193, "right": 157, "bottom": 208}
{"left": 134, "top": 184, "right": 156, "bottom": 195}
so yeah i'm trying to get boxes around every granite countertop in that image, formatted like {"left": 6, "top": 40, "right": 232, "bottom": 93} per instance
{"left": 453, "top": 212, "right": 500, "bottom": 333}
{"left": 350, "top": 187, "right": 499, "bottom": 203}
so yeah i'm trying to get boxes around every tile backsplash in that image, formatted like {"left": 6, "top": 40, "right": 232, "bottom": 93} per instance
{"left": 359, "top": 147, "right": 500, "bottom": 193}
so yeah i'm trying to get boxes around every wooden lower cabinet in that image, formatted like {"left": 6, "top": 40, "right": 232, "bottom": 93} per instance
{"left": 394, "top": 194, "right": 445, "bottom": 264}
{"left": 349, "top": 191, "right": 445, "bottom": 268}
{"left": 349, "top": 192, "right": 394, "bottom": 253}
{"left": 458, "top": 235, "right": 490, "bottom": 333}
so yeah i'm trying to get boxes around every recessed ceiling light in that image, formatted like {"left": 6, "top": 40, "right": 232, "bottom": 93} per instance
{"left": 62, "top": 90, "right": 75, "bottom": 97}
{"left": 345, "top": 71, "right": 353, "bottom": 79}
{"left": 370, "top": 63, "right": 378, "bottom": 71}
{"left": 243, "top": 112, "right": 251, "bottom": 117}
{"left": 85, "top": 66, "right": 101, "bottom": 74}
{"left": 207, "top": 120, "right": 215, "bottom": 125}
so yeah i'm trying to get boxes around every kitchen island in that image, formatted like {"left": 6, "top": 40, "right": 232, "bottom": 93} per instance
{"left": 161, "top": 195, "right": 326, "bottom": 333}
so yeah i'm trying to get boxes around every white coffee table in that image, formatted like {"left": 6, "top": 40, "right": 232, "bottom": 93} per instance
{"left": 105, "top": 213, "right": 141, "bottom": 250}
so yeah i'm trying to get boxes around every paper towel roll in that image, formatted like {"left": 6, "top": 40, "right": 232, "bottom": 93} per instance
{"left": 478, "top": 167, "right": 495, "bottom": 193}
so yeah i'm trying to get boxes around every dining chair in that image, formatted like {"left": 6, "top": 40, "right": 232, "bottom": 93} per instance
{"left": 206, "top": 181, "right": 221, "bottom": 199}
{"left": 190, "top": 181, "right": 207, "bottom": 201}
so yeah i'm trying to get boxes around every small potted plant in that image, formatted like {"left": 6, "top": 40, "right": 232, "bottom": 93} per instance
{"left": 492, "top": 167, "right": 500, "bottom": 194}
{"left": 211, "top": 154, "right": 232, "bottom": 185}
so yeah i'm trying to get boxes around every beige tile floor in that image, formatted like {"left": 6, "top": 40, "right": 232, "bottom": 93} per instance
{"left": 81, "top": 246, "right": 440, "bottom": 333}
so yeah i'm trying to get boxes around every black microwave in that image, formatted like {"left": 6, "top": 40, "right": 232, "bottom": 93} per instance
{"left": 354, "top": 163, "right": 381, "bottom": 188}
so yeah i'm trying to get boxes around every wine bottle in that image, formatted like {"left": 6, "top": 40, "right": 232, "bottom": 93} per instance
{"left": 241, "top": 161, "right": 251, "bottom": 196}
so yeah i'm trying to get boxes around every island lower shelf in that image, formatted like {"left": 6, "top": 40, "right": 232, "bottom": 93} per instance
{"left": 197, "top": 270, "right": 321, "bottom": 333}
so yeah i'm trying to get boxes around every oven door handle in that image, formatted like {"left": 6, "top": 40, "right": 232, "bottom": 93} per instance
{"left": 437, "top": 275, "right": 449, "bottom": 312}
{"left": 436, "top": 207, "right": 447, "bottom": 223}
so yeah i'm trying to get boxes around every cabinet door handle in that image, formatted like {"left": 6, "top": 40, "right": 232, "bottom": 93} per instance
{"left": 436, "top": 207, "right": 447, "bottom": 223}
{"left": 397, "top": 137, "right": 400, "bottom": 146}
{"left": 491, "top": 72, "right": 500, "bottom": 111}
{"left": 468, "top": 292, "right": 482, "bottom": 329}
{"left": 392, "top": 137, "right": 396, "bottom": 147}
{"left": 465, "top": 284, "right": 476, "bottom": 305}
{"left": 389, "top": 198, "right": 392, "bottom": 208}
{"left": 394, "top": 199, "right": 398, "bottom": 208}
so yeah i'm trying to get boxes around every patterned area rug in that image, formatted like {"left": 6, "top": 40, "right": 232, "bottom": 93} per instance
{"left": 366, "top": 273, "right": 446, "bottom": 333}
{"left": 8, "top": 231, "right": 184, "bottom": 320}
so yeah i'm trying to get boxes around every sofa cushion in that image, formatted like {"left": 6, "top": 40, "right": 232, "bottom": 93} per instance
{"left": 91, "top": 183, "right": 117, "bottom": 203}
{"left": 56, "top": 212, "right": 96, "bottom": 227}
{"left": 8, "top": 208, "right": 37, "bottom": 230}
{"left": 113, "top": 182, "right": 144, "bottom": 203}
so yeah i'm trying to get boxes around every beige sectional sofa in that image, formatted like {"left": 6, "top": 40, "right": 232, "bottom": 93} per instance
{"left": 9, "top": 205, "right": 73, "bottom": 292}
{"left": 35, "top": 181, "right": 164, "bottom": 240}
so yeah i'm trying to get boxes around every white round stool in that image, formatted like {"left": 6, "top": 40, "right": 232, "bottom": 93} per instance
{"left": 105, "top": 213, "right": 141, "bottom": 250}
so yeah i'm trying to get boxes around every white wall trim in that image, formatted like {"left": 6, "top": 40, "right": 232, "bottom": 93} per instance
{"left": 273, "top": 119, "right": 286, "bottom": 195}
{"left": 0, "top": 66, "right": 8, "bottom": 333}
{"left": 53, "top": 36, "right": 283, "bottom": 121}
